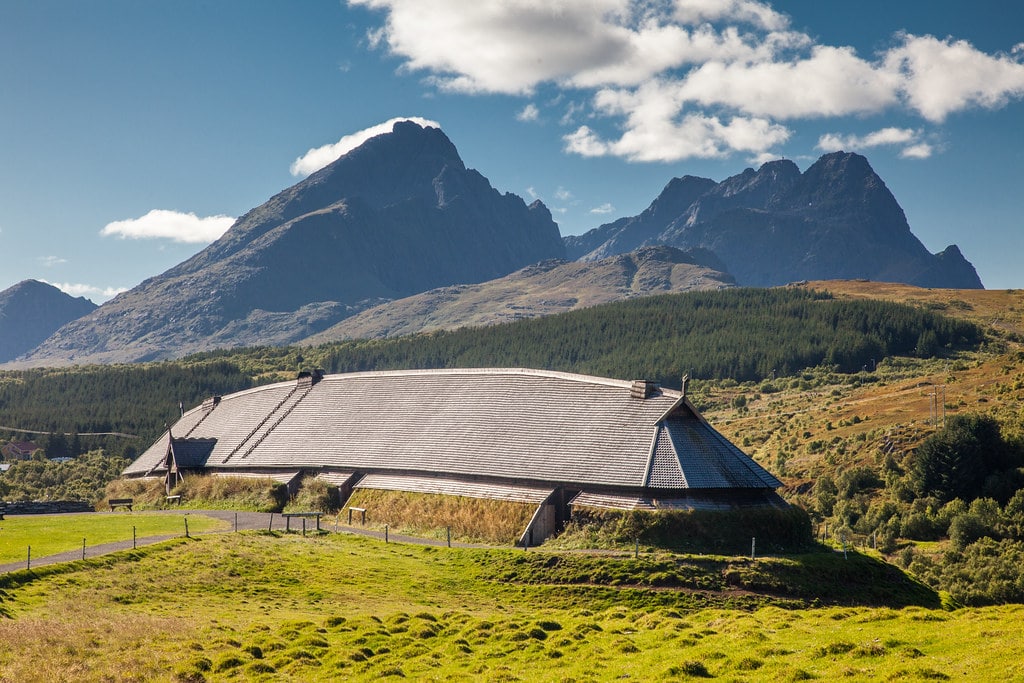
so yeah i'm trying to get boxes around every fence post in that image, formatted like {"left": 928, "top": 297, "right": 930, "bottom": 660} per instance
{"left": 234, "top": 512, "right": 238, "bottom": 533}
{"left": 27, "top": 546, "right": 30, "bottom": 571}
{"left": 82, "top": 538, "right": 86, "bottom": 561}
{"left": 133, "top": 526, "right": 137, "bottom": 549}
{"left": 184, "top": 517, "right": 190, "bottom": 539}
{"left": 447, "top": 526, "right": 451, "bottom": 548}
{"left": 302, "top": 518, "right": 307, "bottom": 537}
{"left": 751, "top": 537, "right": 756, "bottom": 560}
{"left": 268, "top": 513, "right": 274, "bottom": 532}
{"left": 634, "top": 538, "right": 639, "bottom": 559}
{"left": 385, "top": 524, "right": 389, "bottom": 543}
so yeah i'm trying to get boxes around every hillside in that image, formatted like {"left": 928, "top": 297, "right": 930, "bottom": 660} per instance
{"left": 302, "top": 245, "right": 734, "bottom": 343}
{"left": 0, "top": 280, "right": 96, "bottom": 363}
{"left": 5, "top": 281, "right": 1024, "bottom": 604}
{"left": 8, "top": 531, "right": 1022, "bottom": 681}
{"left": 567, "top": 153, "right": 983, "bottom": 289}
{"left": 18, "top": 121, "right": 564, "bottom": 365}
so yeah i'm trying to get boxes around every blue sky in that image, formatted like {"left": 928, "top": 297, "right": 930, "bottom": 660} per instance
{"left": 1, "top": 1, "right": 1022, "bottom": 303}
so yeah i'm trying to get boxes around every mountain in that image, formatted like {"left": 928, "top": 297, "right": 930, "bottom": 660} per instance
{"left": 0, "top": 280, "right": 97, "bottom": 362}
{"left": 301, "top": 245, "right": 734, "bottom": 343}
{"left": 19, "top": 121, "right": 565, "bottom": 365}
{"left": 566, "top": 152, "right": 983, "bottom": 289}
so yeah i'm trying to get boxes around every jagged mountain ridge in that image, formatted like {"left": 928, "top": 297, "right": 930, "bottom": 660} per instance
{"left": 19, "top": 122, "right": 565, "bottom": 365}
{"left": 301, "top": 245, "right": 735, "bottom": 343}
{"left": 566, "top": 152, "right": 983, "bottom": 289}
{"left": 0, "top": 280, "right": 97, "bottom": 363}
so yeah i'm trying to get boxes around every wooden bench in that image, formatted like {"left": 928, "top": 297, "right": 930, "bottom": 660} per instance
{"left": 108, "top": 498, "right": 134, "bottom": 511}
{"left": 281, "top": 512, "right": 323, "bottom": 532}
{"left": 165, "top": 495, "right": 182, "bottom": 506}
{"left": 0, "top": 503, "right": 6, "bottom": 520}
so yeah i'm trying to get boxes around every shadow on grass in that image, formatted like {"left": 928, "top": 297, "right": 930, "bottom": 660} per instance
{"left": 474, "top": 543, "right": 940, "bottom": 610}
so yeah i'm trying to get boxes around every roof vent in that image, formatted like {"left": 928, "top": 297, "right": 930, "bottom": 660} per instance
{"left": 630, "top": 379, "right": 659, "bottom": 399}
{"left": 201, "top": 396, "right": 221, "bottom": 412}
{"left": 297, "top": 369, "right": 325, "bottom": 388}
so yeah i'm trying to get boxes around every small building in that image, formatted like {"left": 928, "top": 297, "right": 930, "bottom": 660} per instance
{"left": 1, "top": 440, "right": 39, "bottom": 461}
{"left": 124, "top": 368, "right": 784, "bottom": 543}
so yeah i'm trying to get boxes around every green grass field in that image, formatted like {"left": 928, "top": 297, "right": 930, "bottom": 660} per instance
{"left": 0, "top": 512, "right": 228, "bottom": 563}
{"left": 1, "top": 529, "right": 1021, "bottom": 681}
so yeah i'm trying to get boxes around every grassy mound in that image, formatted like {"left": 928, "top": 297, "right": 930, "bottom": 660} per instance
{"left": 1, "top": 532, "right": 1003, "bottom": 682}
{"left": 105, "top": 475, "right": 288, "bottom": 512}
{"left": 555, "top": 506, "right": 815, "bottom": 554}
{"left": 343, "top": 489, "right": 537, "bottom": 545}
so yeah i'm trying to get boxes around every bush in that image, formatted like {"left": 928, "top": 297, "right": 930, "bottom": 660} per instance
{"left": 909, "top": 415, "right": 1020, "bottom": 504}
{"left": 948, "top": 513, "right": 993, "bottom": 551}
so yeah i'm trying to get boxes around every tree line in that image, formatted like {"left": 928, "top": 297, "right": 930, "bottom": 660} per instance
{"left": 0, "top": 287, "right": 983, "bottom": 457}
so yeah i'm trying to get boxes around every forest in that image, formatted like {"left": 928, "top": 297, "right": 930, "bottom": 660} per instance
{"left": 0, "top": 287, "right": 982, "bottom": 456}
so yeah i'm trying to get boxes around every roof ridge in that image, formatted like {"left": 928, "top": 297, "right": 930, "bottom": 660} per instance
{"left": 317, "top": 367, "right": 681, "bottom": 393}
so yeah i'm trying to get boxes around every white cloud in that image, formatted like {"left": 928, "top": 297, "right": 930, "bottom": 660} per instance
{"left": 559, "top": 100, "right": 586, "bottom": 126}
{"left": 350, "top": 0, "right": 798, "bottom": 94}
{"left": 42, "top": 280, "right": 128, "bottom": 304}
{"left": 567, "top": 85, "right": 791, "bottom": 162}
{"left": 516, "top": 103, "right": 540, "bottom": 122}
{"left": 748, "top": 151, "right": 783, "bottom": 166}
{"left": 100, "top": 210, "right": 235, "bottom": 244}
{"left": 900, "top": 143, "right": 933, "bottom": 159}
{"left": 554, "top": 186, "right": 574, "bottom": 201}
{"left": 589, "top": 202, "right": 615, "bottom": 214}
{"left": 887, "top": 34, "right": 1024, "bottom": 122}
{"left": 38, "top": 255, "right": 67, "bottom": 267}
{"left": 677, "top": 46, "right": 901, "bottom": 119}
{"left": 817, "top": 127, "right": 931, "bottom": 158}
{"left": 290, "top": 116, "right": 442, "bottom": 177}
{"left": 351, "top": 1, "right": 1024, "bottom": 163}
{"left": 672, "top": 0, "right": 790, "bottom": 31}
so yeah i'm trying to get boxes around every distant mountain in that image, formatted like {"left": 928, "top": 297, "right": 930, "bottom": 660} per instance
{"left": 20, "top": 121, "right": 565, "bottom": 365}
{"left": 0, "top": 280, "right": 96, "bottom": 362}
{"left": 567, "top": 152, "right": 983, "bottom": 289}
{"left": 302, "top": 245, "right": 734, "bottom": 343}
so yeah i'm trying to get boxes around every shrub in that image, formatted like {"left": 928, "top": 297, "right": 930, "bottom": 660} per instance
{"left": 909, "top": 415, "right": 1020, "bottom": 504}
{"left": 948, "top": 514, "right": 993, "bottom": 551}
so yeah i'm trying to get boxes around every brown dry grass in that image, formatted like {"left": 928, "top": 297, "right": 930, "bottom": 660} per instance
{"left": 700, "top": 281, "right": 1024, "bottom": 501}
{"left": 104, "top": 474, "right": 287, "bottom": 512}
{"left": 797, "top": 280, "right": 1024, "bottom": 337}
{"left": 343, "top": 489, "right": 536, "bottom": 544}
{"left": 0, "top": 602, "right": 187, "bottom": 682}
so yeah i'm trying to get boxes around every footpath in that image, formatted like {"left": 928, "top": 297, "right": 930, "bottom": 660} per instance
{"left": 0, "top": 510, "right": 484, "bottom": 574}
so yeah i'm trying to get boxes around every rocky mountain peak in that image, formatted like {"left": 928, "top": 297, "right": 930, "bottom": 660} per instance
{"left": 568, "top": 151, "right": 982, "bottom": 289}
{"left": 18, "top": 122, "right": 565, "bottom": 365}
{"left": 0, "top": 280, "right": 97, "bottom": 362}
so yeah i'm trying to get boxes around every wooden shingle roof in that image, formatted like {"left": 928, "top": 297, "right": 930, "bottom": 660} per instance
{"left": 124, "top": 368, "right": 780, "bottom": 494}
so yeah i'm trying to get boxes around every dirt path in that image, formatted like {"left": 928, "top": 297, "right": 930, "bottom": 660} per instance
{"left": 0, "top": 510, "right": 486, "bottom": 574}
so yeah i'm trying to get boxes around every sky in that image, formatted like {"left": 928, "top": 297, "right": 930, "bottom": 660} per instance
{"left": 1, "top": 1, "right": 1022, "bottom": 303}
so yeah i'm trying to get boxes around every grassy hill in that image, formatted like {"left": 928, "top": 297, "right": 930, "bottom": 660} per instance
{"left": 4, "top": 281, "right": 1024, "bottom": 604}
{"left": 4, "top": 281, "right": 1024, "bottom": 679}
{"left": 5, "top": 530, "right": 1021, "bottom": 681}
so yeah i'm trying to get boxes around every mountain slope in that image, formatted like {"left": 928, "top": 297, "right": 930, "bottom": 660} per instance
{"left": 0, "top": 280, "right": 97, "bottom": 363}
{"left": 301, "top": 245, "right": 735, "bottom": 343}
{"left": 568, "top": 152, "right": 982, "bottom": 289}
{"left": 19, "top": 121, "right": 564, "bottom": 365}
